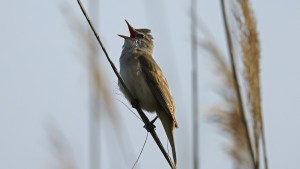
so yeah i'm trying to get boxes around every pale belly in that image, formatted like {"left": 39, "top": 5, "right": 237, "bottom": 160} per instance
{"left": 119, "top": 61, "right": 158, "bottom": 113}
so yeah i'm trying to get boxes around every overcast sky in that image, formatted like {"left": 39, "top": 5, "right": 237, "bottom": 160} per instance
{"left": 0, "top": 0, "right": 299, "bottom": 169}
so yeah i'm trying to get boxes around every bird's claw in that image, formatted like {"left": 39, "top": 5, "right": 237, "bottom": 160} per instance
{"left": 144, "top": 116, "right": 158, "bottom": 132}
{"left": 144, "top": 122, "right": 156, "bottom": 132}
{"left": 131, "top": 99, "right": 139, "bottom": 109}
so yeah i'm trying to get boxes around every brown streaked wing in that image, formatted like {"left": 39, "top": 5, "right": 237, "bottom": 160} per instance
{"left": 138, "top": 54, "right": 178, "bottom": 127}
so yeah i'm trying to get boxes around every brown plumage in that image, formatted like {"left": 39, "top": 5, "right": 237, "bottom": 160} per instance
{"left": 118, "top": 20, "right": 178, "bottom": 166}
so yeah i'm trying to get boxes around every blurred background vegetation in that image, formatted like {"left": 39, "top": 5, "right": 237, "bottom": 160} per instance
{"left": 1, "top": 0, "right": 299, "bottom": 169}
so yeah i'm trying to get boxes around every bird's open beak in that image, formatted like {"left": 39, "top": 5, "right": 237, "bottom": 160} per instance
{"left": 118, "top": 20, "right": 137, "bottom": 39}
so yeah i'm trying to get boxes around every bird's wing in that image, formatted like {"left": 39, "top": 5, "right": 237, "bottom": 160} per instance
{"left": 138, "top": 54, "right": 178, "bottom": 127}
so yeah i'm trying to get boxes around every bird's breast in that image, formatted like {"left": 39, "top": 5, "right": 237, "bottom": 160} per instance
{"left": 120, "top": 56, "right": 158, "bottom": 113}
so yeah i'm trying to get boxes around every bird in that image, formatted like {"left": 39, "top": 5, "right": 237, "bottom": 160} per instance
{"left": 118, "top": 20, "right": 178, "bottom": 166}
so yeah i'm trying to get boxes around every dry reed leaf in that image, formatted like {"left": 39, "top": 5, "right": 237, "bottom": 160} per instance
{"left": 47, "top": 127, "right": 79, "bottom": 169}
{"left": 201, "top": 41, "right": 254, "bottom": 169}
{"left": 60, "top": 3, "right": 119, "bottom": 124}
{"left": 89, "top": 44, "right": 120, "bottom": 125}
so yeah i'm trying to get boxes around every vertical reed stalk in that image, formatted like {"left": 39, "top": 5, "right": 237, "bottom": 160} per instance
{"left": 191, "top": 0, "right": 199, "bottom": 168}
{"left": 88, "top": 1, "right": 100, "bottom": 169}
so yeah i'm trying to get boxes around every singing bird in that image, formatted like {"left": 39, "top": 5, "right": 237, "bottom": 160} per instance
{"left": 118, "top": 20, "right": 178, "bottom": 165}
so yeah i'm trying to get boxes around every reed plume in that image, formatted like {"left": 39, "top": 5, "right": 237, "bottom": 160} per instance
{"left": 200, "top": 0, "right": 268, "bottom": 168}
{"left": 202, "top": 41, "right": 254, "bottom": 169}
{"left": 232, "top": 1, "right": 268, "bottom": 168}
{"left": 233, "top": 0, "right": 262, "bottom": 167}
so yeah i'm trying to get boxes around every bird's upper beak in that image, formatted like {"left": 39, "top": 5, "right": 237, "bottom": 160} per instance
{"left": 118, "top": 20, "right": 137, "bottom": 39}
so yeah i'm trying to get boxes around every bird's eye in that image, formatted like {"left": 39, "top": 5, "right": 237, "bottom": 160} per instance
{"left": 137, "top": 33, "right": 145, "bottom": 38}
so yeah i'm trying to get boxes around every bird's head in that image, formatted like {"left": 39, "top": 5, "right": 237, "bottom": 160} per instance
{"left": 118, "top": 20, "right": 154, "bottom": 54}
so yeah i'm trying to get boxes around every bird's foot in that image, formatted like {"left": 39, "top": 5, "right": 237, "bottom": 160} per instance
{"left": 131, "top": 99, "right": 139, "bottom": 109}
{"left": 144, "top": 116, "right": 158, "bottom": 132}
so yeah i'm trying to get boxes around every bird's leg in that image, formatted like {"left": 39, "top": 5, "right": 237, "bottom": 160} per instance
{"left": 144, "top": 116, "right": 158, "bottom": 131}
{"left": 151, "top": 116, "right": 159, "bottom": 124}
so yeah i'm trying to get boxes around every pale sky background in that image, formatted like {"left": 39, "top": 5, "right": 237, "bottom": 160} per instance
{"left": 0, "top": 0, "right": 299, "bottom": 169}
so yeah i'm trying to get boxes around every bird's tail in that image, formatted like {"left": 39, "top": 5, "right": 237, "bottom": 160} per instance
{"left": 157, "top": 109, "right": 177, "bottom": 167}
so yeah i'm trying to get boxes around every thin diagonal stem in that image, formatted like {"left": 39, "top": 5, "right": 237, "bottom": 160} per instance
{"left": 76, "top": 0, "right": 176, "bottom": 168}
{"left": 220, "top": 0, "right": 257, "bottom": 168}
{"left": 132, "top": 132, "right": 148, "bottom": 169}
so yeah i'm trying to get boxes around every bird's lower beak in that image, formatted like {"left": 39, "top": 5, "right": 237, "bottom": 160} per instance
{"left": 118, "top": 20, "right": 137, "bottom": 39}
